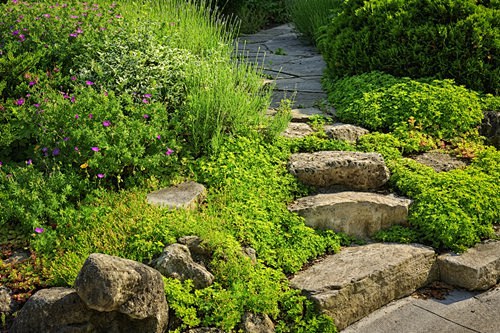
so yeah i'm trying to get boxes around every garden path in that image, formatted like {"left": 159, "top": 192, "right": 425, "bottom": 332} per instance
{"left": 235, "top": 23, "right": 500, "bottom": 333}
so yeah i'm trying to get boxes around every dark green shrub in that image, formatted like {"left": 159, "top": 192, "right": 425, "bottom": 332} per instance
{"left": 327, "top": 72, "right": 484, "bottom": 143}
{"left": 318, "top": 0, "right": 499, "bottom": 94}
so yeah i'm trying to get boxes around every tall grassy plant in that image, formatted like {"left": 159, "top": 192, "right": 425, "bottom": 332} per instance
{"left": 286, "top": 0, "right": 343, "bottom": 44}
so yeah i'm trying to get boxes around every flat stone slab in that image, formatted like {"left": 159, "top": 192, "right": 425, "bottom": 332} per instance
{"left": 281, "top": 122, "right": 314, "bottom": 139}
{"left": 147, "top": 181, "right": 206, "bottom": 209}
{"left": 268, "top": 107, "right": 330, "bottom": 123}
{"left": 413, "top": 151, "right": 468, "bottom": 172}
{"left": 290, "top": 243, "right": 437, "bottom": 330}
{"left": 438, "top": 241, "right": 500, "bottom": 290}
{"left": 324, "top": 123, "right": 369, "bottom": 143}
{"left": 272, "top": 90, "right": 327, "bottom": 108}
{"left": 341, "top": 287, "right": 500, "bottom": 333}
{"left": 289, "top": 192, "right": 411, "bottom": 239}
{"left": 288, "top": 151, "right": 390, "bottom": 190}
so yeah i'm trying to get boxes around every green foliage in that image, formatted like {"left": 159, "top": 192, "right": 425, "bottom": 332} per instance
{"left": 373, "top": 225, "right": 419, "bottom": 244}
{"left": 389, "top": 148, "right": 500, "bottom": 252}
{"left": 327, "top": 72, "right": 484, "bottom": 145}
{"left": 318, "top": 0, "right": 499, "bottom": 94}
{"left": 286, "top": 0, "right": 343, "bottom": 43}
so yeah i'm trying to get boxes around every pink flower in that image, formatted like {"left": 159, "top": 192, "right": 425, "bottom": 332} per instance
{"left": 143, "top": 94, "right": 152, "bottom": 98}
{"left": 165, "top": 148, "right": 173, "bottom": 156}
{"left": 142, "top": 98, "right": 149, "bottom": 104}
{"left": 97, "top": 173, "right": 105, "bottom": 179}
{"left": 102, "top": 120, "right": 111, "bottom": 127}
{"left": 34, "top": 227, "right": 44, "bottom": 234}
{"left": 75, "top": 114, "right": 80, "bottom": 119}
{"left": 143, "top": 114, "right": 149, "bottom": 119}
{"left": 74, "top": 146, "right": 79, "bottom": 151}
{"left": 91, "top": 146, "right": 99, "bottom": 152}
{"left": 16, "top": 98, "right": 24, "bottom": 106}
{"left": 85, "top": 80, "right": 94, "bottom": 86}
{"left": 71, "top": 76, "right": 77, "bottom": 81}
{"left": 88, "top": 113, "right": 93, "bottom": 119}
{"left": 156, "top": 135, "right": 161, "bottom": 140}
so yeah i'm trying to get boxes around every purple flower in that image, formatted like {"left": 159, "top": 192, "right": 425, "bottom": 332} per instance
{"left": 18, "top": 34, "right": 25, "bottom": 42}
{"left": 63, "top": 137, "right": 70, "bottom": 141}
{"left": 34, "top": 227, "right": 44, "bottom": 234}
{"left": 91, "top": 146, "right": 99, "bottom": 152}
{"left": 0, "top": 161, "right": 2, "bottom": 167}
{"left": 41, "top": 147, "right": 48, "bottom": 153}
{"left": 52, "top": 148, "right": 60, "bottom": 156}
{"left": 88, "top": 113, "right": 93, "bottom": 119}
{"left": 12, "top": 30, "right": 19, "bottom": 36}
{"left": 75, "top": 114, "right": 80, "bottom": 119}
{"left": 85, "top": 80, "right": 94, "bottom": 86}
{"left": 165, "top": 148, "right": 173, "bottom": 156}
{"left": 74, "top": 146, "right": 79, "bottom": 151}
{"left": 97, "top": 173, "right": 105, "bottom": 179}
{"left": 102, "top": 120, "right": 111, "bottom": 127}
{"left": 142, "top": 98, "right": 149, "bottom": 104}
{"left": 75, "top": 28, "right": 83, "bottom": 34}
{"left": 70, "top": 96, "right": 75, "bottom": 103}
{"left": 143, "top": 114, "right": 149, "bottom": 119}
{"left": 143, "top": 94, "right": 152, "bottom": 98}
{"left": 29, "top": 81, "right": 36, "bottom": 87}
{"left": 34, "top": 103, "right": 40, "bottom": 108}
{"left": 69, "top": 33, "right": 78, "bottom": 37}
{"left": 71, "top": 76, "right": 77, "bottom": 81}
{"left": 16, "top": 98, "right": 24, "bottom": 106}
{"left": 156, "top": 135, "right": 161, "bottom": 140}
{"left": 26, "top": 159, "right": 32, "bottom": 165}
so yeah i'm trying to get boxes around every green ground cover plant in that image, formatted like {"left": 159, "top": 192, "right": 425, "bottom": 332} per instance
{"left": 317, "top": 0, "right": 499, "bottom": 94}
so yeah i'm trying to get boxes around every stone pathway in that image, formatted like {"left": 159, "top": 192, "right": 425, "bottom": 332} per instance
{"left": 235, "top": 23, "right": 500, "bottom": 332}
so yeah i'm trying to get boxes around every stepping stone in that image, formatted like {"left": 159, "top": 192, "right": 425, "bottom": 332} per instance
{"left": 281, "top": 122, "right": 314, "bottom": 139}
{"left": 272, "top": 90, "right": 327, "bottom": 108}
{"left": 324, "top": 123, "right": 369, "bottom": 143}
{"left": 438, "top": 241, "right": 500, "bottom": 291}
{"left": 289, "top": 192, "right": 411, "bottom": 239}
{"left": 147, "top": 181, "right": 206, "bottom": 209}
{"left": 288, "top": 151, "right": 390, "bottom": 190}
{"left": 290, "top": 243, "right": 437, "bottom": 330}
{"left": 413, "top": 151, "right": 467, "bottom": 172}
{"left": 268, "top": 107, "right": 330, "bottom": 123}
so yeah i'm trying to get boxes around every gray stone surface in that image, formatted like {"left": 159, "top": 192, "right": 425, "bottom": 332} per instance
{"left": 240, "top": 312, "right": 275, "bottom": 333}
{"left": 281, "top": 122, "right": 314, "bottom": 139}
{"left": 178, "top": 235, "right": 212, "bottom": 267}
{"left": 243, "top": 247, "right": 258, "bottom": 264}
{"left": 267, "top": 107, "right": 330, "bottom": 123}
{"left": 152, "top": 243, "right": 215, "bottom": 289}
{"left": 413, "top": 151, "right": 468, "bottom": 172}
{"left": 75, "top": 253, "right": 168, "bottom": 332}
{"left": 480, "top": 111, "right": 499, "bottom": 148}
{"left": 341, "top": 287, "right": 500, "bottom": 333}
{"left": 289, "top": 192, "right": 411, "bottom": 239}
{"left": 147, "top": 181, "right": 207, "bottom": 210}
{"left": 438, "top": 241, "right": 500, "bottom": 290}
{"left": 288, "top": 151, "right": 390, "bottom": 190}
{"left": 290, "top": 243, "right": 437, "bottom": 330}
{"left": 324, "top": 123, "right": 369, "bottom": 143}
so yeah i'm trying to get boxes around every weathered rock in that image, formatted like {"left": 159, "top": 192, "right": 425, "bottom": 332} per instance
{"left": 178, "top": 235, "right": 212, "bottom": 267}
{"left": 75, "top": 253, "right": 168, "bottom": 332}
{"left": 438, "top": 241, "right": 500, "bottom": 291}
{"left": 289, "top": 192, "right": 411, "bottom": 239}
{"left": 267, "top": 107, "right": 331, "bottom": 123}
{"left": 324, "top": 123, "right": 369, "bottom": 143}
{"left": 10, "top": 287, "right": 94, "bottom": 333}
{"left": 242, "top": 247, "right": 257, "bottom": 264}
{"left": 153, "top": 244, "right": 215, "bottom": 289}
{"left": 480, "top": 111, "right": 500, "bottom": 148}
{"left": 4, "top": 249, "right": 30, "bottom": 264}
{"left": 147, "top": 181, "right": 207, "bottom": 209}
{"left": 290, "top": 243, "right": 437, "bottom": 330}
{"left": 288, "top": 151, "right": 390, "bottom": 190}
{"left": 413, "top": 151, "right": 467, "bottom": 172}
{"left": 281, "top": 122, "right": 314, "bottom": 139}
{"left": 240, "top": 312, "right": 275, "bottom": 333}
{"left": 185, "top": 328, "right": 224, "bottom": 333}
{"left": 0, "top": 287, "right": 15, "bottom": 313}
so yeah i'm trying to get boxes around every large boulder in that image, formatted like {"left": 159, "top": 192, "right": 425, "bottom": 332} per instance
{"left": 438, "top": 241, "right": 500, "bottom": 291}
{"left": 289, "top": 192, "right": 411, "bottom": 239}
{"left": 152, "top": 244, "right": 215, "bottom": 289}
{"left": 75, "top": 253, "right": 168, "bottom": 333}
{"left": 147, "top": 181, "right": 207, "bottom": 210}
{"left": 290, "top": 243, "right": 437, "bottom": 330}
{"left": 288, "top": 151, "right": 390, "bottom": 190}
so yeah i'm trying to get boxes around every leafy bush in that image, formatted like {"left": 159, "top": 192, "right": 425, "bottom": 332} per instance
{"left": 389, "top": 147, "right": 500, "bottom": 252}
{"left": 327, "top": 72, "right": 484, "bottom": 144}
{"left": 318, "top": 0, "right": 500, "bottom": 94}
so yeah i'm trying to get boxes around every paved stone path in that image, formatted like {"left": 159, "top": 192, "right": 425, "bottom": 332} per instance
{"left": 235, "top": 23, "right": 500, "bottom": 333}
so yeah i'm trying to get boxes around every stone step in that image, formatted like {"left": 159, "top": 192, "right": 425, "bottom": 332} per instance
{"left": 290, "top": 243, "right": 437, "bottom": 330}
{"left": 438, "top": 240, "right": 500, "bottom": 291}
{"left": 288, "top": 151, "right": 390, "bottom": 190}
{"left": 324, "top": 123, "right": 369, "bottom": 143}
{"left": 289, "top": 192, "right": 411, "bottom": 239}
